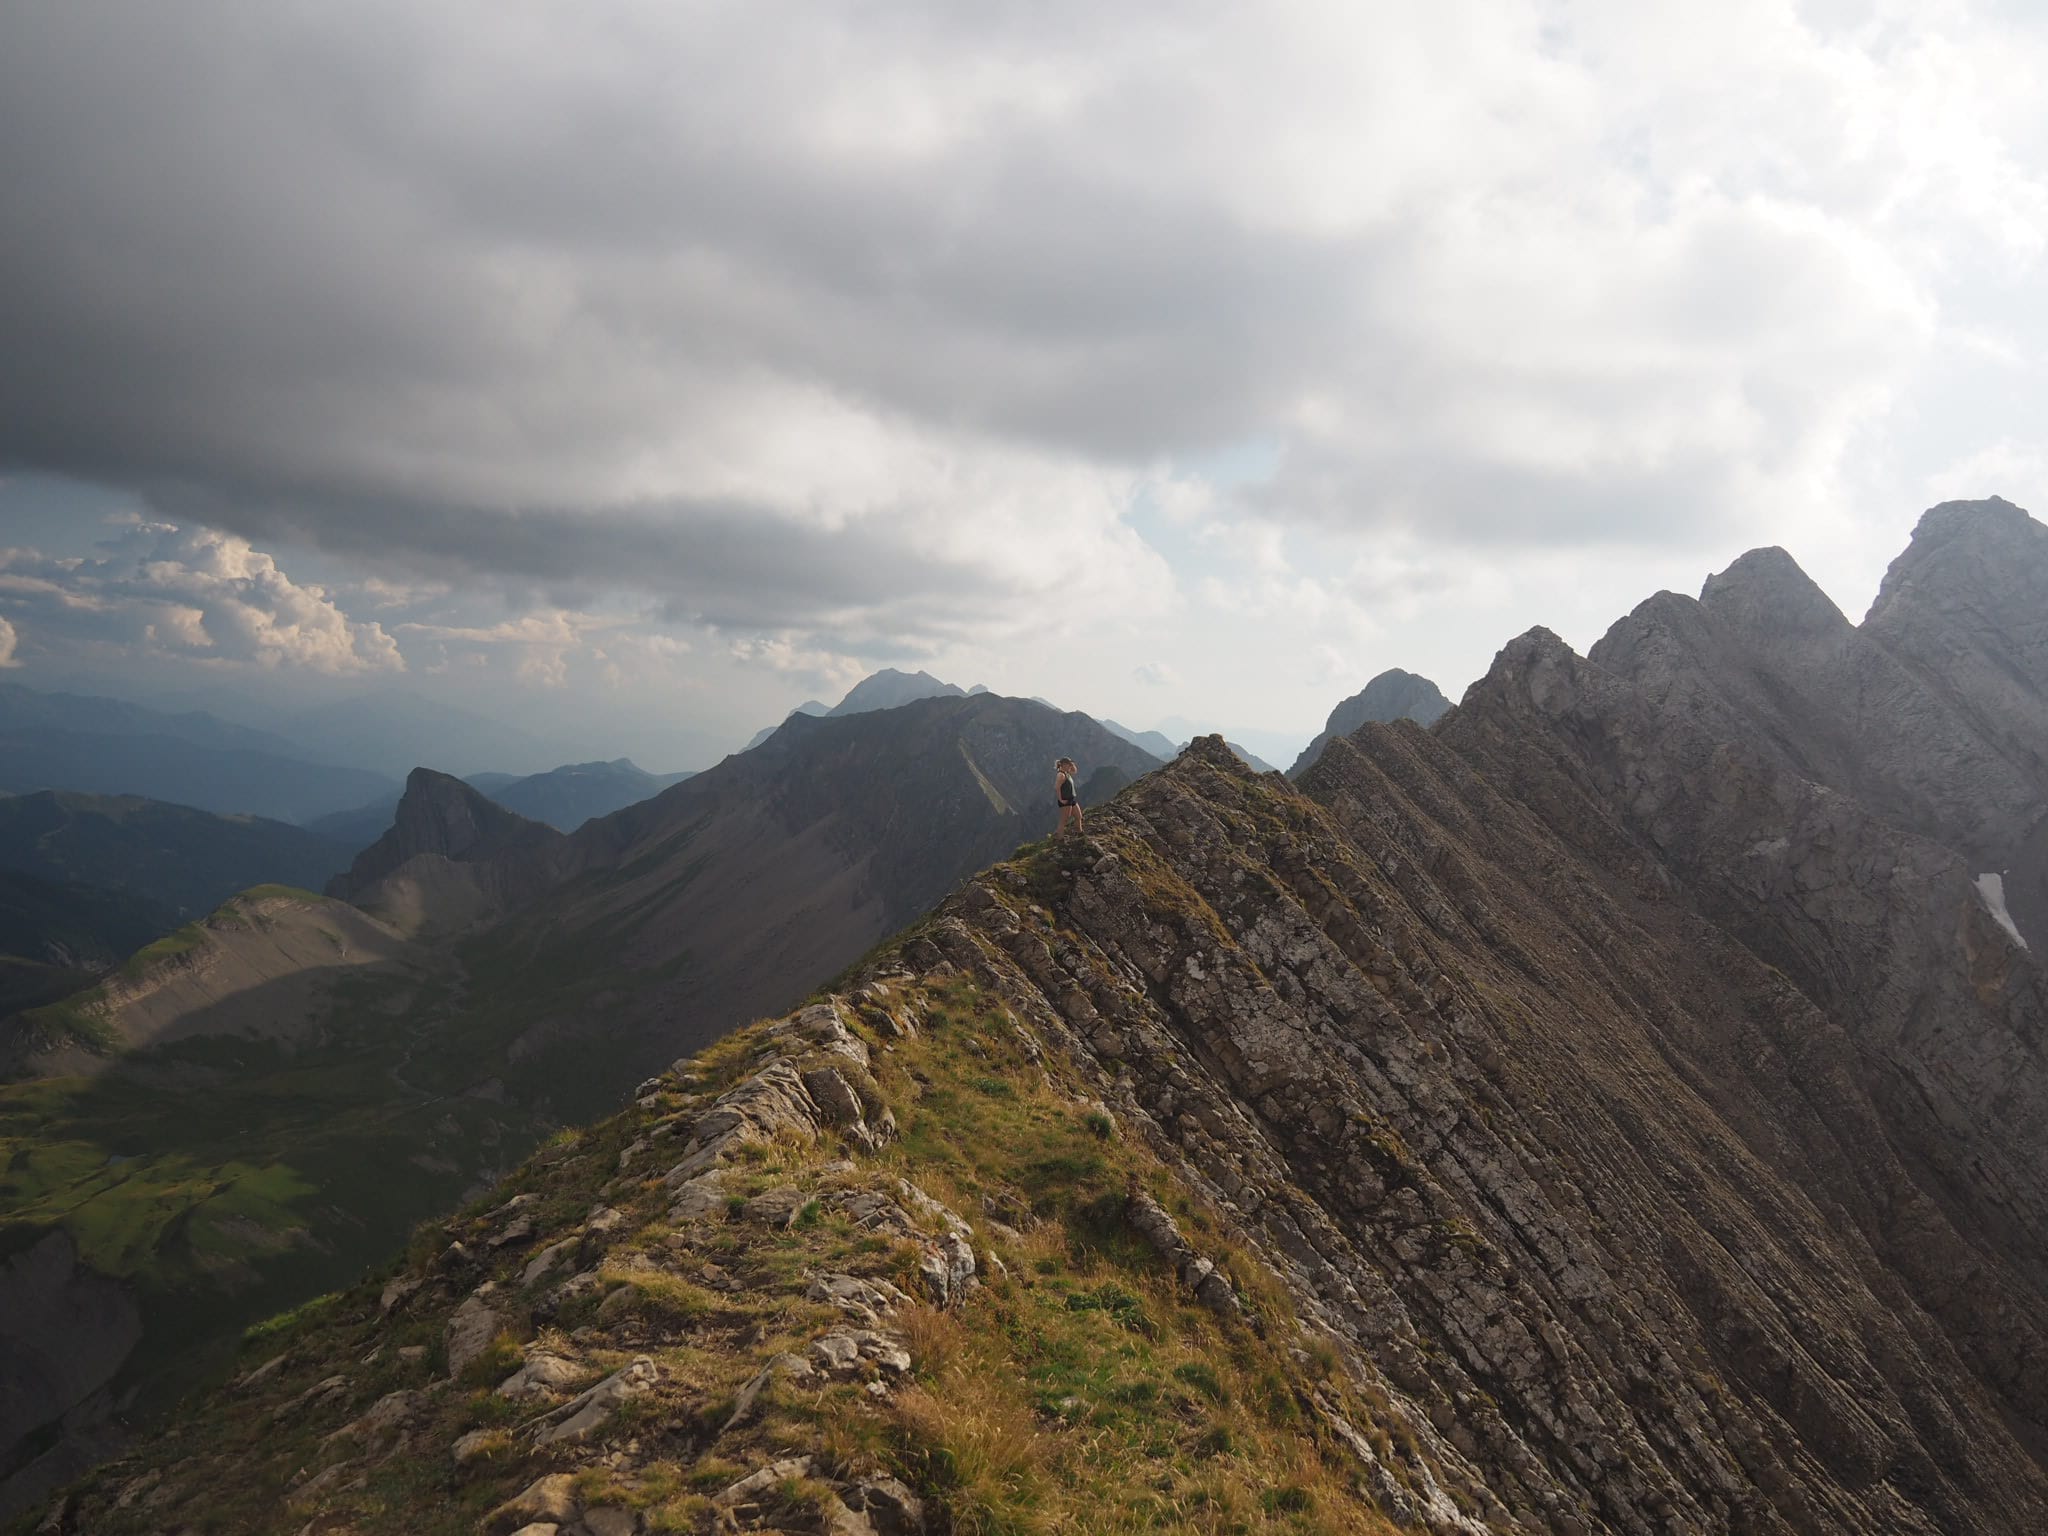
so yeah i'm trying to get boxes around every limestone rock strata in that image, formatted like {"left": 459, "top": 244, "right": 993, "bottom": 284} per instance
{"left": 900, "top": 730, "right": 2048, "bottom": 1534}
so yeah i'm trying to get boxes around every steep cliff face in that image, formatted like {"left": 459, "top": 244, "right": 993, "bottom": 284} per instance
{"left": 328, "top": 769, "right": 569, "bottom": 935}
{"left": 0, "top": 1231, "right": 141, "bottom": 1520}
{"left": 1590, "top": 546, "right": 2041, "bottom": 864}
{"left": 1588, "top": 503, "right": 2048, "bottom": 951}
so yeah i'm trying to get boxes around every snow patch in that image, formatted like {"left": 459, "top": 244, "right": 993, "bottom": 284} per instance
{"left": 1976, "top": 873, "right": 2029, "bottom": 950}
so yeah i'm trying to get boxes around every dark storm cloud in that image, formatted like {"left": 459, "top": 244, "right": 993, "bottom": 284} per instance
{"left": 145, "top": 483, "right": 1019, "bottom": 644}
{"left": 0, "top": 0, "right": 2034, "bottom": 636}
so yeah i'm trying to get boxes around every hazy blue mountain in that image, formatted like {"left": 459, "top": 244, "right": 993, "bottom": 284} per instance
{"left": 1289, "top": 669, "right": 1453, "bottom": 777}
{"left": 276, "top": 689, "right": 560, "bottom": 777}
{"left": 487, "top": 758, "right": 694, "bottom": 831}
{"left": 0, "top": 726, "right": 397, "bottom": 825}
{"left": 304, "top": 796, "right": 404, "bottom": 855}
{"left": 0, "top": 790, "right": 354, "bottom": 920}
{"left": 1101, "top": 719, "right": 1178, "bottom": 760}
{"left": 0, "top": 682, "right": 309, "bottom": 758}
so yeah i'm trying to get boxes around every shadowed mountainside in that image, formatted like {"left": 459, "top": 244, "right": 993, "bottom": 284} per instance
{"left": 0, "top": 695, "right": 1159, "bottom": 1513}
{"left": 337, "top": 693, "right": 1163, "bottom": 1120}
{"left": 0, "top": 790, "right": 353, "bottom": 922}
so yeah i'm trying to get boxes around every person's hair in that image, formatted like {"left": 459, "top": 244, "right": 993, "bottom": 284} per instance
{"left": 1056, "top": 757, "right": 1075, "bottom": 771}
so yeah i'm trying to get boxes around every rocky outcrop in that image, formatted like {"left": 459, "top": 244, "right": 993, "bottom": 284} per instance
{"left": 325, "top": 767, "right": 567, "bottom": 931}
{"left": 910, "top": 726, "right": 2048, "bottom": 1531}
{"left": 1290, "top": 669, "right": 1452, "bottom": 777}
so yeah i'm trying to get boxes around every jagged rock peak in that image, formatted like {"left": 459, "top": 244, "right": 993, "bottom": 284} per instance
{"left": 389, "top": 767, "right": 561, "bottom": 858}
{"left": 1487, "top": 625, "right": 1580, "bottom": 679}
{"left": 1869, "top": 496, "right": 2046, "bottom": 620}
{"left": 1456, "top": 627, "right": 1609, "bottom": 729}
{"left": 1698, "top": 545, "right": 1848, "bottom": 636}
{"left": 1908, "top": 493, "right": 2035, "bottom": 547}
{"left": 326, "top": 767, "right": 562, "bottom": 901}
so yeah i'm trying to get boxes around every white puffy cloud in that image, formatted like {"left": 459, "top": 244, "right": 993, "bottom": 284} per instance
{"left": 0, "top": 522, "right": 403, "bottom": 674}
{"left": 0, "top": 615, "right": 19, "bottom": 668}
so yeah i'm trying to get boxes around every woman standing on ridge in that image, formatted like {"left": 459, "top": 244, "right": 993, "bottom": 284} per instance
{"left": 1055, "top": 757, "right": 1084, "bottom": 837}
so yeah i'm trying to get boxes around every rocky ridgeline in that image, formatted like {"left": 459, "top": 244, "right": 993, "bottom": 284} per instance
{"left": 39, "top": 924, "right": 1430, "bottom": 1536}
{"left": 28, "top": 500, "right": 2048, "bottom": 1535}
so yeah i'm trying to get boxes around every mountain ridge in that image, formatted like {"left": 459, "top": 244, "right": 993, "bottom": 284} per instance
{"left": 17, "top": 498, "right": 2048, "bottom": 1534}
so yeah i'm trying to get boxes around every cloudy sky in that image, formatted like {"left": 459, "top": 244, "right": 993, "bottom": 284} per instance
{"left": 2, "top": 0, "right": 2043, "bottom": 771}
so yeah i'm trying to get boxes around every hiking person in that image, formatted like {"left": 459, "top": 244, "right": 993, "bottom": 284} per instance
{"left": 1055, "top": 757, "right": 1084, "bottom": 837}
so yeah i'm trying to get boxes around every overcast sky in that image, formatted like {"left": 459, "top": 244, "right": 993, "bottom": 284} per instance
{"left": 2, "top": 0, "right": 2043, "bottom": 771}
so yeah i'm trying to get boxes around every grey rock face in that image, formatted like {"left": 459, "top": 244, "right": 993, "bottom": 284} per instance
{"left": 908, "top": 702, "right": 2048, "bottom": 1532}
{"left": 1590, "top": 524, "right": 2047, "bottom": 867}
{"left": 328, "top": 767, "right": 565, "bottom": 904}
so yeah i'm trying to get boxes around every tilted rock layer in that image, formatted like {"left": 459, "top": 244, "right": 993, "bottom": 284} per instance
{"left": 37, "top": 500, "right": 2048, "bottom": 1535}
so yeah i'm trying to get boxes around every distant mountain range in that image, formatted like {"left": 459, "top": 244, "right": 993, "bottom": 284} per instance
{"left": 19, "top": 502, "right": 2048, "bottom": 1531}
{"left": 0, "top": 791, "right": 353, "bottom": 921}
{"left": 1288, "top": 668, "right": 1452, "bottom": 776}
{"left": 1101, "top": 718, "right": 1179, "bottom": 759}
{"left": 310, "top": 757, "right": 698, "bottom": 848}
{"left": 0, "top": 684, "right": 398, "bottom": 824}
